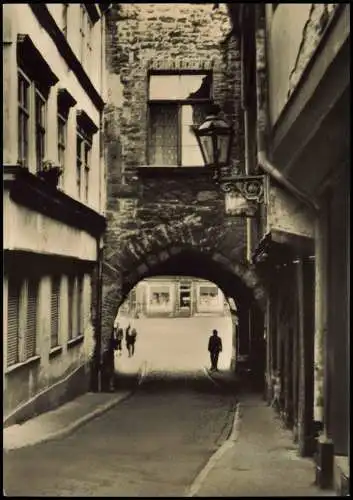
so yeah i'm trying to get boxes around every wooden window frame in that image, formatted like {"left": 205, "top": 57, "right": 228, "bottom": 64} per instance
{"left": 6, "top": 276, "right": 40, "bottom": 369}
{"left": 68, "top": 275, "right": 76, "bottom": 341}
{"left": 77, "top": 126, "right": 92, "bottom": 202}
{"left": 17, "top": 69, "right": 31, "bottom": 166}
{"left": 147, "top": 71, "right": 213, "bottom": 167}
{"left": 58, "top": 112, "right": 67, "bottom": 170}
{"left": 35, "top": 87, "right": 47, "bottom": 173}
{"left": 50, "top": 276, "right": 61, "bottom": 349}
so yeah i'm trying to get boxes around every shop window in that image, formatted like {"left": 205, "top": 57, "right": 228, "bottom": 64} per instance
{"left": 148, "top": 72, "right": 213, "bottom": 166}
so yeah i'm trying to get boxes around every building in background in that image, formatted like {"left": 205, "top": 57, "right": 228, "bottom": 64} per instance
{"left": 117, "top": 277, "right": 229, "bottom": 319}
{"left": 229, "top": 3, "right": 349, "bottom": 494}
{"left": 3, "top": 3, "right": 109, "bottom": 426}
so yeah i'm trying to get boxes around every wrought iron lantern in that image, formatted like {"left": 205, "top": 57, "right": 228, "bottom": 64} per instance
{"left": 193, "top": 104, "right": 266, "bottom": 216}
{"left": 193, "top": 104, "right": 233, "bottom": 180}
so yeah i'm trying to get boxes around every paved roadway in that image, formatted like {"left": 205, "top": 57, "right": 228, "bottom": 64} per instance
{"left": 4, "top": 316, "right": 237, "bottom": 497}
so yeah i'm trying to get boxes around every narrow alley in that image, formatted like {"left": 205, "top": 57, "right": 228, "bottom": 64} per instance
{"left": 3, "top": 3, "right": 349, "bottom": 496}
{"left": 4, "top": 317, "right": 333, "bottom": 497}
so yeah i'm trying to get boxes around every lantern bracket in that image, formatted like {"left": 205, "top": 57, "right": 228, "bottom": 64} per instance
{"left": 220, "top": 175, "right": 266, "bottom": 204}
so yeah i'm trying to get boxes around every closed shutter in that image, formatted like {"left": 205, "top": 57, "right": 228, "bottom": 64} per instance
{"left": 77, "top": 275, "right": 84, "bottom": 335}
{"left": 25, "top": 279, "right": 38, "bottom": 359}
{"left": 7, "top": 279, "right": 21, "bottom": 366}
{"left": 50, "top": 276, "right": 60, "bottom": 348}
{"left": 68, "top": 276, "right": 75, "bottom": 340}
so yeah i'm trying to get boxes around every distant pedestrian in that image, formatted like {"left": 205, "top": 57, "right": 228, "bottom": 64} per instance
{"left": 126, "top": 325, "right": 137, "bottom": 357}
{"left": 208, "top": 329, "right": 222, "bottom": 371}
{"left": 115, "top": 328, "right": 124, "bottom": 354}
{"left": 271, "top": 370, "right": 281, "bottom": 411}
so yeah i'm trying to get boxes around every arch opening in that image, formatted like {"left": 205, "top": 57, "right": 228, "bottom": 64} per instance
{"left": 97, "top": 246, "right": 267, "bottom": 392}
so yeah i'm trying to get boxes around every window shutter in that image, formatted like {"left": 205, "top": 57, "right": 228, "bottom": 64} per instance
{"left": 77, "top": 275, "right": 84, "bottom": 335}
{"left": 25, "top": 279, "right": 38, "bottom": 359}
{"left": 50, "top": 277, "right": 60, "bottom": 348}
{"left": 7, "top": 280, "right": 21, "bottom": 366}
{"left": 68, "top": 276, "right": 75, "bottom": 340}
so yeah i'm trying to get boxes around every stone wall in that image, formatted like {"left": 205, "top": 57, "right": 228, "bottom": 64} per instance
{"left": 101, "top": 3, "right": 266, "bottom": 361}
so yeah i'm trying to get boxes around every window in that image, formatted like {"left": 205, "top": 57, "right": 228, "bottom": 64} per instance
{"left": 50, "top": 276, "right": 61, "bottom": 348}
{"left": 17, "top": 34, "right": 58, "bottom": 171}
{"left": 18, "top": 70, "right": 30, "bottom": 166}
{"left": 35, "top": 88, "right": 46, "bottom": 173}
{"left": 58, "top": 113, "right": 67, "bottom": 170}
{"left": 68, "top": 275, "right": 75, "bottom": 340}
{"left": 76, "top": 135, "right": 83, "bottom": 197}
{"left": 25, "top": 278, "right": 39, "bottom": 359}
{"left": 7, "top": 278, "right": 21, "bottom": 367}
{"left": 76, "top": 127, "right": 92, "bottom": 201}
{"left": 84, "top": 142, "right": 91, "bottom": 202}
{"left": 77, "top": 275, "right": 84, "bottom": 335}
{"left": 7, "top": 276, "right": 39, "bottom": 367}
{"left": 148, "top": 72, "right": 212, "bottom": 166}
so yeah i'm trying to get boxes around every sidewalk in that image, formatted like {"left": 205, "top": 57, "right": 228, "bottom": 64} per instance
{"left": 188, "top": 394, "right": 336, "bottom": 497}
{"left": 4, "top": 357, "right": 147, "bottom": 452}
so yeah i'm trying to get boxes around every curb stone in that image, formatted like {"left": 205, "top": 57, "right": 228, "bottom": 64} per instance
{"left": 4, "top": 361, "right": 148, "bottom": 452}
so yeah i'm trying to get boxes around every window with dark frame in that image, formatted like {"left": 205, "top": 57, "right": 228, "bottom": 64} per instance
{"left": 76, "top": 127, "right": 92, "bottom": 202}
{"left": 76, "top": 134, "right": 83, "bottom": 198}
{"left": 148, "top": 72, "right": 213, "bottom": 167}
{"left": 35, "top": 89, "right": 46, "bottom": 172}
{"left": 18, "top": 70, "right": 30, "bottom": 166}
{"left": 84, "top": 142, "right": 91, "bottom": 203}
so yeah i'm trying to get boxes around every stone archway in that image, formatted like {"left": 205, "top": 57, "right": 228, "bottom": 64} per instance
{"left": 96, "top": 221, "right": 267, "bottom": 390}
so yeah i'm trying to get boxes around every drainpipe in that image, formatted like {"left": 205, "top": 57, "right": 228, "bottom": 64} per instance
{"left": 254, "top": 6, "right": 319, "bottom": 214}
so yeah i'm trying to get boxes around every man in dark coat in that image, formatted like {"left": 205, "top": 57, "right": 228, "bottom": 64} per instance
{"left": 208, "top": 329, "right": 222, "bottom": 371}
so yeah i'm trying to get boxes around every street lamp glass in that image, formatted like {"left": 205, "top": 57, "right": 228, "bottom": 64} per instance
{"left": 193, "top": 106, "right": 232, "bottom": 168}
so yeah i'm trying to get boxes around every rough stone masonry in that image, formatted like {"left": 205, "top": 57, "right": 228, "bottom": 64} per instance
{"left": 99, "top": 4, "right": 266, "bottom": 369}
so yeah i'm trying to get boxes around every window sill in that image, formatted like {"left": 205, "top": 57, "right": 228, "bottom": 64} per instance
{"left": 49, "top": 345, "right": 63, "bottom": 359}
{"left": 5, "top": 355, "right": 41, "bottom": 374}
{"left": 67, "top": 334, "right": 84, "bottom": 349}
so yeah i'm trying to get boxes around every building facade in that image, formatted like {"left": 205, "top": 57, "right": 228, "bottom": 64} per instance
{"left": 3, "top": 4, "right": 109, "bottom": 425}
{"left": 118, "top": 277, "right": 228, "bottom": 318}
{"left": 99, "top": 3, "right": 267, "bottom": 392}
{"left": 229, "top": 3, "right": 349, "bottom": 494}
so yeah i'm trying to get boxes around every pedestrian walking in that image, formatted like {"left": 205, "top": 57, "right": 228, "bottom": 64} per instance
{"left": 271, "top": 370, "right": 281, "bottom": 412}
{"left": 126, "top": 325, "right": 137, "bottom": 357}
{"left": 115, "top": 327, "right": 124, "bottom": 354}
{"left": 208, "top": 329, "right": 222, "bottom": 371}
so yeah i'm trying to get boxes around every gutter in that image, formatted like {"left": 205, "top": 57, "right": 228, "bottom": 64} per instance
{"left": 254, "top": 6, "right": 320, "bottom": 213}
